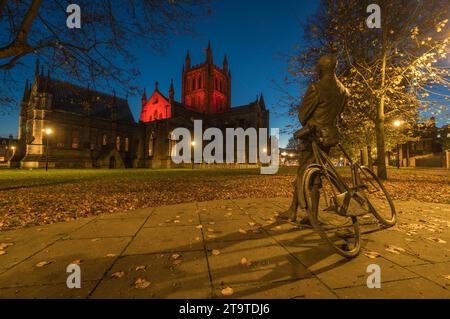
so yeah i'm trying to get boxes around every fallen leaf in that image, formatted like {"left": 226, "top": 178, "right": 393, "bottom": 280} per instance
{"left": 238, "top": 228, "right": 247, "bottom": 234}
{"left": 106, "top": 253, "right": 116, "bottom": 257}
{"left": 240, "top": 257, "right": 251, "bottom": 266}
{"left": 207, "top": 234, "right": 217, "bottom": 239}
{"left": 172, "top": 259, "right": 182, "bottom": 265}
{"left": 135, "top": 266, "right": 146, "bottom": 271}
{"left": 207, "top": 228, "right": 214, "bottom": 232}
{"left": 442, "top": 275, "right": 450, "bottom": 280}
{"left": 194, "top": 236, "right": 201, "bottom": 241}
{"left": 212, "top": 249, "right": 221, "bottom": 256}
{"left": 36, "top": 261, "right": 51, "bottom": 268}
{"left": 173, "top": 220, "right": 181, "bottom": 223}
{"left": 196, "top": 225, "right": 203, "bottom": 229}
{"left": 221, "top": 287, "right": 234, "bottom": 296}
{"left": 0, "top": 251, "right": 6, "bottom": 256}
{"left": 91, "top": 238, "right": 100, "bottom": 242}
{"left": 385, "top": 245, "right": 406, "bottom": 255}
{"left": 111, "top": 271, "right": 125, "bottom": 278}
{"left": 71, "top": 259, "right": 82, "bottom": 265}
{"left": 171, "top": 253, "right": 181, "bottom": 260}
{"left": 135, "top": 278, "right": 151, "bottom": 289}
{"left": 0, "top": 243, "right": 13, "bottom": 250}
{"left": 364, "top": 251, "right": 380, "bottom": 259}
{"left": 248, "top": 222, "right": 256, "bottom": 227}
{"left": 427, "top": 237, "right": 447, "bottom": 244}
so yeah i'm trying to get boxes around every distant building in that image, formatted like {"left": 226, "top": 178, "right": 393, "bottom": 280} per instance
{"left": 279, "top": 147, "right": 299, "bottom": 166}
{"left": 0, "top": 135, "right": 18, "bottom": 164}
{"left": 389, "top": 118, "right": 449, "bottom": 168}
{"left": 11, "top": 42, "right": 269, "bottom": 169}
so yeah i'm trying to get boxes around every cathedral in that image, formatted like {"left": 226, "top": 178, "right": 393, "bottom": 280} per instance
{"left": 11, "top": 42, "right": 270, "bottom": 169}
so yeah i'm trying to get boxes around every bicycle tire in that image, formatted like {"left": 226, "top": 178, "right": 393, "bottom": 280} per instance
{"left": 303, "top": 166, "right": 361, "bottom": 258}
{"left": 359, "top": 166, "right": 397, "bottom": 227}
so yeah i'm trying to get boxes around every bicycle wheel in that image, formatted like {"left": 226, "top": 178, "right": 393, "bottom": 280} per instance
{"left": 357, "top": 166, "right": 396, "bottom": 227}
{"left": 303, "top": 166, "right": 361, "bottom": 258}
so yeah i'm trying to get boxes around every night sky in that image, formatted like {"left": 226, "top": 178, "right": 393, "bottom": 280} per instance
{"left": 0, "top": 0, "right": 319, "bottom": 146}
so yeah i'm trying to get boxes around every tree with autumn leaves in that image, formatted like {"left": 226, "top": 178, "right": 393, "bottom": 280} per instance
{"left": 285, "top": 0, "right": 449, "bottom": 179}
{"left": 0, "top": 0, "right": 210, "bottom": 109}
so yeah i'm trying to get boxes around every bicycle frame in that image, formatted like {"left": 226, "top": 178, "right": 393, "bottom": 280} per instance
{"left": 309, "top": 138, "right": 368, "bottom": 216}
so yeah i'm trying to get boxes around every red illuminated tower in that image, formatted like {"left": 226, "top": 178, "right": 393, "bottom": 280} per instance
{"left": 181, "top": 41, "right": 231, "bottom": 114}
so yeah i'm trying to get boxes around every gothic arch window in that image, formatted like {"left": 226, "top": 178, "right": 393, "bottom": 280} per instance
{"left": 116, "top": 136, "right": 121, "bottom": 151}
{"left": 102, "top": 134, "right": 107, "bottom": 146}
{"left": 124, "top": 137, "right": 129, "bottom": 152}
{"left": 168, "top": 131, "right": 177, "bottom": 157}
{"left": 148, "top": 132, "right": 155, "bottom": 157}
{"left": 71, "top": 130, "right": 80, "bottom": 149}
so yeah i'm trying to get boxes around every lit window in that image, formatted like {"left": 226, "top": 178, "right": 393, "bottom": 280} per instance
{"left": 148, "top": 133, "right": 154, "bottom": 157}
{"left": 116, "top": 136, "right": 121, "bottom": 151}
{"left": 125, "top": 137, "right": 129, "bottom": 152}
{"left": 102, "top": 134, "right": 107, "bottom": 146}
{"left": 168, "top": 131, "right": 177, "bottom": 157}
{"left": 71, "top": 130, "right": 79, "bottom": 149}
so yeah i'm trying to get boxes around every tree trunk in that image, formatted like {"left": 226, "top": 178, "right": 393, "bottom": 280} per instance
{"left": 375, "top": 49, "right": 388, "bottom": 180}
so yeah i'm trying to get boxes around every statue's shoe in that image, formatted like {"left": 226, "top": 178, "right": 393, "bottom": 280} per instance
{"left": 278, "top": 209, "right": 297, "bottom": 222}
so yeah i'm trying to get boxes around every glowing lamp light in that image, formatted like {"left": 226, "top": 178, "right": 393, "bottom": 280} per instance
{"left": 393, "top": 120, "right": 402, "bottom": 127}
{"left": 262, "top": 148, "right": 267, "bottom": 153}
{"left": 43, "top": 128, "right": 53, "bottom": 135}
{"left": 281, "top": 152, "right": 288, "bottom": 156}
{"left": 191, "top": 141, "right": 196, "bottom": 146}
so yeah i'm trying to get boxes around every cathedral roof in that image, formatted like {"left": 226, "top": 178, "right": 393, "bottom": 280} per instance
{"left": 33, "top": 76, "right": 135, "bottom": 123}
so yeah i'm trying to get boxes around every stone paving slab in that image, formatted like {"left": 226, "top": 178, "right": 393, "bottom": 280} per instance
{"left": 0, "top": 198, "right": 449, "bottom": 299}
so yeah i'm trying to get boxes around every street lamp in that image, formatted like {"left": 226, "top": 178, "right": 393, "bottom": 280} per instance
{"left": 393, "top": 120, "right": 402, "bottom": 168}
{"left": 42, "top": 128, "right": 53, "bottom": 171}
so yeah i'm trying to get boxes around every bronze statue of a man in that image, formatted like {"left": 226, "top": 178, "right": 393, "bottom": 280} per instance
{"left": 279, "top": 55, "right": 349, "bottom": 224}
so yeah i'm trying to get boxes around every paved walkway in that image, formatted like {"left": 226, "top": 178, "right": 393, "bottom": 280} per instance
{"left": 0, "top": 198, "right": 449, "bottom": 299}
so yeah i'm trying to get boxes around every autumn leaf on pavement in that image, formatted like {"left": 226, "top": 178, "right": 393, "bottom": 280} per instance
{"left": 0, "top": 243, "right": 14, "bottom": 250}
{"left": 221, "top": 287, "right": 234, "bottom": 296}
{"left": 106, "top": 253, "right": 117, "bottom": 257}
{"left": 71, "top": 259, "right": 82, "bottom": 265}
{"left": 36, "top": 261, "right": 51, "bottom": 268}
{"left": 135, "top": 266, "right": 146, "bottom": 271}
{"left": 427, "top": 237, "right": 447, "bottom": 244}
{"left": 364, "top": 251, "right": 380, "bottom": 259}
{"left": 212, "top": 249, "right": 221, "bottom": 256}
{"left": 135, "top": 278, "right": 151, "bottom": 289}
{"left": 385, "top": 245, "right": 406, "bottom": 254}
{"left": 238, "top": 228, "right": 247, "bottom": 234}
{"left": 0, "top": 251, "right": 6, "bottom": 256}
{"left": 171, "top": 253, "right": 181, "bottom": 260}
{"left": 196, "top": 224, "right": 203, "bottom": 229}
{"left": 240, "top": 257, "right": 251, "bottom": 266}
{"left": 111, "top": 271, "right": 125, "bottom": 278}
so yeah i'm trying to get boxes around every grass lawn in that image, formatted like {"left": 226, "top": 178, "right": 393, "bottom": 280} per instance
{"left": 0, "top": 167, "right": 448, "bottom": 231}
